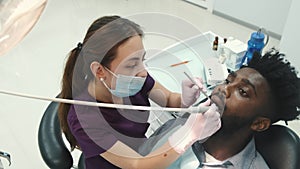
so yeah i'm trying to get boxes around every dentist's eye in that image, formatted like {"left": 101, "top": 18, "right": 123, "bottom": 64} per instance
{"left": 126, "top": 63, "right": 138, "bottom": 69}
{"left": 127, "top": 65, "right": 137, "bottom": 69}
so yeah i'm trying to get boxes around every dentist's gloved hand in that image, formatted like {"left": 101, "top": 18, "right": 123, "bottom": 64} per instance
{"left": 181, "top": 77, "right": 206, "bottom": 108}
{"left": 169, "top": 99, "right": 221, "bottom": 154}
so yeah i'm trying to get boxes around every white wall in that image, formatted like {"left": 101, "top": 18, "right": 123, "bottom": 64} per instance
{"left": 276, "top": 0, "right": 300, "bottom": 135}
{"left": 213, "top": 0, "right": 292, "bottom": 37}
{"left": 280, "top": 0, "right": 300, "bottom": 72}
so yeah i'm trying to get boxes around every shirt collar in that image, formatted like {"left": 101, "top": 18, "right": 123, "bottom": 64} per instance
{"left": 195, "top": 137, "right": 257, "bottom": 169}
{"left": 224, "top": 137, "right": 257, "bottom": 169}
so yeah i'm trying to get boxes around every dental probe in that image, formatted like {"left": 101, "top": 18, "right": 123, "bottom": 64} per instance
{"left": 183, "top": 72, "right": 209, "bottom": 100}
{"left": 0, "top": 89, "right": 208, "bottom": 114}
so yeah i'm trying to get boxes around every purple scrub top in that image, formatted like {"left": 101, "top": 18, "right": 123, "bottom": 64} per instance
{"left": 67, "top": 74, "right": 155, "bottom": 169}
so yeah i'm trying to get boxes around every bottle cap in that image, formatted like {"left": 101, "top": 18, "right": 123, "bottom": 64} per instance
{"left": 251, "top": 31, "right": 265, "bottom": 42}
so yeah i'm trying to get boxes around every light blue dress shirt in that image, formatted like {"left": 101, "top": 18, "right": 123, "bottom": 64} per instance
{"left": 140, "top": 123, "right": 269, "bottom": 169}
{"left": 168, "top": 138, "right": 270, "bottom": 169}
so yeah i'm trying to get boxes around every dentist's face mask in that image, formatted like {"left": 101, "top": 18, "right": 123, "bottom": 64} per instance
{"left": 101, "top": 67, "right": 146, "bottom": 97}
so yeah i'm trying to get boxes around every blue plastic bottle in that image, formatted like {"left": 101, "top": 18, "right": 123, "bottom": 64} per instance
{"left": 240, "top": 29, "right": 266, "bottom": 67}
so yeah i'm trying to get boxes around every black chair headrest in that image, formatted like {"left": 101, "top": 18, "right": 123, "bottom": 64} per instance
{"left": 255, "top": 124, "right": 300, "bottom": 169}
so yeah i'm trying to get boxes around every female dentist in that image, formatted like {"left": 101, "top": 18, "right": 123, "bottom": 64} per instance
{"left": 58, "top": 15, "right": 221, "bottom": 169}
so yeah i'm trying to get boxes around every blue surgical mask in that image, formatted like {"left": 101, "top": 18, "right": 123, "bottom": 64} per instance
{"left": 101, "top": 67, "right": 146, "bottom": 97}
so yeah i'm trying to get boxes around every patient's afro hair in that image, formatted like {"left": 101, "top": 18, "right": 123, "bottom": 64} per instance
{"left": 242, "top": 49, "right": 300, "bottom": 123}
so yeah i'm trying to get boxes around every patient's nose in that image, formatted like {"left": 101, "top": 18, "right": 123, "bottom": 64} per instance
{"left": 217, "top": 84, "right": 230, "bottom": 98}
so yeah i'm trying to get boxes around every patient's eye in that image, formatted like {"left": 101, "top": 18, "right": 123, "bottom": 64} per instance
{"left": 224, "top": 79, "right": 230, "bottom": 84}
{"left": 239, "top": 88, "right": 248, "bottom": 97}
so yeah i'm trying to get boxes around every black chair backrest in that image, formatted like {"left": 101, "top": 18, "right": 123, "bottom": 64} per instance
{"left": 38, "top": 101, "right": 86, "bottom": 169}
{"left": 38, "top": 101, "right": 74, "bottom": 169}
{"left": 255, "top": 124, "right": 300, "bottom": 169}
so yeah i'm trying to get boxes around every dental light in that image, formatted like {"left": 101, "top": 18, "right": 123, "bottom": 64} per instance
{"left": 0, "top": 0, "right": 47, "bottom": 56}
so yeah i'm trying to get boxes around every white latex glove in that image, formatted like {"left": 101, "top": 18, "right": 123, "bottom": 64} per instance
{"left": 169, "top": 100, "right": 221, "bottom": 154}
{"left": 181, "top": 77, "right": 206, "bottom": 108}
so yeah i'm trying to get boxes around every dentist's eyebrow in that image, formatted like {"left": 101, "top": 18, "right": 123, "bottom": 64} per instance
{"left": 126, "top": 51, "right": 146, "bottom": 62}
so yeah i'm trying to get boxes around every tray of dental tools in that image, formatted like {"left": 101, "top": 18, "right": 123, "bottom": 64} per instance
{"left": 144, "top": 31, "right": 224, "bottom": 94}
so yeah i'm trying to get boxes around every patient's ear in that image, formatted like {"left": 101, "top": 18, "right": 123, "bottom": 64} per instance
{"left": 251, "top": 117, "right": 271, "bottom": 132}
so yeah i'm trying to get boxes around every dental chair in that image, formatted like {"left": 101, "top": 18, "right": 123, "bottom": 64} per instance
{"left": 38, "top": 99, "right": 300, "bottom": 169}
{"left": 255, "top": 124, "right": 300, "bottom": 169}
{"left": 38, "top": 100, "right": 85, "bottom": 169}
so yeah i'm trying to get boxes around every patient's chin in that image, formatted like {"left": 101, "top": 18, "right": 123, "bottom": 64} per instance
{"left": 219, "top": 115, "right": 253, "bottom": 134}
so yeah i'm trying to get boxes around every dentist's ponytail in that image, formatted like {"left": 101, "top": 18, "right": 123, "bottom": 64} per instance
{"left": 58, "top": 43, "right": 84, "bottom": 150}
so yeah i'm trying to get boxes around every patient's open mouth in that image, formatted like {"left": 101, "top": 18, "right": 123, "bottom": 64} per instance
{"left": 210, "top": 92, "right": 226, "bottom": 115}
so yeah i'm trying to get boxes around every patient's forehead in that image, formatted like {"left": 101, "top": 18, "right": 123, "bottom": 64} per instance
{"left": 236, "top": 67, "right": 271, "bottom": 97}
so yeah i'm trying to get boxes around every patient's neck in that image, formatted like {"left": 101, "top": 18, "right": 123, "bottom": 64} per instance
{"left": 202, "top": 128, "right": 253, "bottom": 161}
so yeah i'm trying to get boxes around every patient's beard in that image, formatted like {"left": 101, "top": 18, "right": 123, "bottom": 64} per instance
{"left": 217, "top": 115, "right": 255, "bottom": 136}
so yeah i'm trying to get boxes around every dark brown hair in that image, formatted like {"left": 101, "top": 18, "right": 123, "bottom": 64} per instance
{"left": 58, "top": 15, "right": 144, "bottom": 150}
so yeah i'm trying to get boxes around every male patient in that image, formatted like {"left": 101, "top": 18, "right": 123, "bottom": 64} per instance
{"left": 140, "top": 49, "right": 300, "bottom": 169}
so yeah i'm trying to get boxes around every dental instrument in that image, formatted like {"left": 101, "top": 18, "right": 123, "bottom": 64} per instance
{"left": 183, "top": 71, "right": 209, "bottom": 100}
{"left": 170, "top": 60, "right": 192, "bottom": 67}
{"left": 0, "top": 89, "right": 208, "bottom": 114}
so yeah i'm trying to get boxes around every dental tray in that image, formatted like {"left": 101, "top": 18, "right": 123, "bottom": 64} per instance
{"left": 144, "top": 31, "right": 220, "bottom": 93}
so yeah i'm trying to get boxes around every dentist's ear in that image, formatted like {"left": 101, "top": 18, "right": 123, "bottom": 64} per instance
{"left": 90, "top": 61, "right": 105, "bottom": 78}
{"left": 251, "top": 117, "right": 271, "bottom": 132}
